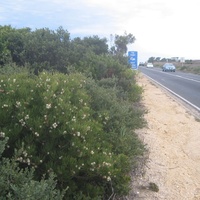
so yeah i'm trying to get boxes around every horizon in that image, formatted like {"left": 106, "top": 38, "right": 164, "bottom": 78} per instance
{"left": 1, "top": 0, "right": 200, "bottom": 62}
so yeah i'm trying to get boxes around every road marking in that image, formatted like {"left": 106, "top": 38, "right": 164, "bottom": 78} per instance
{"left": 142, "top": 67, "right": 200, "bottom": 83}
{"left": 175, "top": 74, "right": 200, "bottom": 83}
{"left": 143, "top": 73, "right": 200, "bottom": 112}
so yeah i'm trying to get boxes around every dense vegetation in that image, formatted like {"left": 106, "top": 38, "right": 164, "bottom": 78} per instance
{"left": 0, "top": 25, "right": 146, "bottom": 199}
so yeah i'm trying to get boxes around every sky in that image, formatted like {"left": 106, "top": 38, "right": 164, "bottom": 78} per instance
{"left": 0, "top": 0, "right": 200, "bottom": 62}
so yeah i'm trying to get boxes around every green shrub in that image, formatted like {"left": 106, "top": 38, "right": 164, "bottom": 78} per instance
{"left": 0, "top": 71, "right": 143, "bottom": 199}
{"left": 0, "top": 138, "right": 65, "bottom": 199}
{"left": 85, "top": 76, "right": 145, "bottom": 158}
{"left": 0, "top": 63, "right": 28, "bottom": 75}
{"left": 149, "top": 182, "right": 159, "bottom": 192}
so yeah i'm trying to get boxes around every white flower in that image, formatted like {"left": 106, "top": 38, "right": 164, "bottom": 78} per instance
{"left": 83, "top": 146, "right": 88, "bottom": 150}
{"left": 16, "top": 101, "right": 21, "bottom": 108}
{"left": 107, "top": 176, "right": 111, "bottom": 181}
{"left": 27, "top": 158, "right": 30, "bottom": 165}
{"left": 19, "top": 119, "right": 26, "bottom": 126}
{"left": 82, "top": 114, "right": 86, "bottom": 119}
{"left": 91, "top": 150, "right": 94, "bottom": 155}
{"left": 0, "top": 132, "right": 5, "bottom": 138}
{"left": 72, "top": 116, "right": 76, "bottom": 122}
{"left": 46, "top": 104, "right": 51, "bottom": 109}
{"left": 102, "top": 161, "right": 111, "bottom": 167}
{"left": 77, "top": 132, "right": 80, "bottom": 137}
{"left": 52, "top": 123, "right": 57, "bottom": 128}
{"left": 13, "top": 79, "right": 16, "bottom": 83}
{"left": 60, "top": 89, "right": 64, "bottom": 94}
{"left": 25, "top": 115, "right": 29, "bottom": 120}
{"left": 23, "top": 151, "right": 28, "bottom": 157}
{"left": 34, "top": 132, "right": 39, "bottom": 137}
{"left": 18, "top": 157, "right": 23, "bottom": 162}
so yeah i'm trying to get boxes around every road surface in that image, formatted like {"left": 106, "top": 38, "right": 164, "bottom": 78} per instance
{"left": 139, "top": 66, "right": 200, "bottom": 113}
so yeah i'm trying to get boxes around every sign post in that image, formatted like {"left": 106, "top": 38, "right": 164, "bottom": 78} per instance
{"left": 128, "top": 51, "right": 138, "bottom": 70}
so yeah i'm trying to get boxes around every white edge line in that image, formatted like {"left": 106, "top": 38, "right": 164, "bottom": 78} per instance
{"left": 143, "top": 74, "right": 200, "bottom": 112}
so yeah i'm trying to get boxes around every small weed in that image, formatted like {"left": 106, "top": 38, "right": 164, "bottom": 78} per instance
{"left": 148, "top": 182, "right": 159, "bottom": 192}
{"left": 195, "top": 117, "right": 200, "bottom": 122}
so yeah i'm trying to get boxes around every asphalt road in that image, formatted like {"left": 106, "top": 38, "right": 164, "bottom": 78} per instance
{"left": 138, "top": 66, "right": 200, "bottom": 112}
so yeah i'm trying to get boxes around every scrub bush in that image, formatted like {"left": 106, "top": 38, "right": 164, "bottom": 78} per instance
{"left": 85, "top": 73, "right": 145, "bottom": 160}
{"left": 0, "top": 71, "right": 145, "bottom": 199}
{"left": 0, "top": 138, "right": 65, "bottom": 199}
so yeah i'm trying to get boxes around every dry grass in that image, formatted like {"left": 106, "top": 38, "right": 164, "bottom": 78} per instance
{"left": 153, "top": 61, "right": 200, "bottom": 74}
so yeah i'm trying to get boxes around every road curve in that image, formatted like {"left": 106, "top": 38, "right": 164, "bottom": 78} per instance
{"left": 138, "top": 66, "right": 200, "bottom": 114}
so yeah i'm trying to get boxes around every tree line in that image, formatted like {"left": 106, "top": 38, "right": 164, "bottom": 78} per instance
{"left": 0, "top": 25, "right": 135, "bottom": 74}
{"left": 0, "top": 25, "right": 146, "bottom": 199}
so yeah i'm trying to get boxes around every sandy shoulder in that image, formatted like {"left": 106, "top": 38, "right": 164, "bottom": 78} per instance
{"left": 129, "top": 74, "right": 200, "bottom": 200}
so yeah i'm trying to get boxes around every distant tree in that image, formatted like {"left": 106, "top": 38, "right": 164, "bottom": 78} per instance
{"left": 155, "top": 57, "right": 161, "bottom": 62}
{"left": 111, "top": 32, "right": 136, "bottom": 55}
{"left": 185, "top": 59, "right": 193, "bottom": 64}
{"left": 0, "top": 25, "right": 31, "bottom": 66}
{"left": 161, "top": 58, "right": 167, "bottom": 62}
{"left": 23, "top": 27, "right": 71, "bottom": 73}
{"left": 68, "top": 35, "right": 108, "bottom": 65}
{"left": 0, "top": 25, "right": 15, "bottom": 65}
{"left": 8, "top": 28, "right": 31, "bottom": 66}
{"left": 82, "top": 35, "right": 108, "bottom": 55}
{"left": 148, "top": 57, "right": 155, "bottom": 63}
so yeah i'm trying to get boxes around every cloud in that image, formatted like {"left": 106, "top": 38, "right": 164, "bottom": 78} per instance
{"left": 1, "top": 0, "right": 200, "bottom": 60}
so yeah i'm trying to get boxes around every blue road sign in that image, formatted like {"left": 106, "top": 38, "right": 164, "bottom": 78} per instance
{"left": 128, "top": 51, "right": 138, "bottom": 70}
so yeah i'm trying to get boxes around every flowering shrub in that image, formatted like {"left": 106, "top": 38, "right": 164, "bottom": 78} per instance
{"left": 0, "top": 26, "right": 146, "bottom": 198}
{"left": 0, "top": 138, "right": 65, "bottom": 199}
{"left": 0, "top": 71, "right": 144, "bottom": 199}
{"left": 86, "top": 71, "right": 146, "bottom": 158}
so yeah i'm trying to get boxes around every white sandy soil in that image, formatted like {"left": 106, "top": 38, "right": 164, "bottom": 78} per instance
{"left": 128, "top": 74, "right": 200, "bottom": 200}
